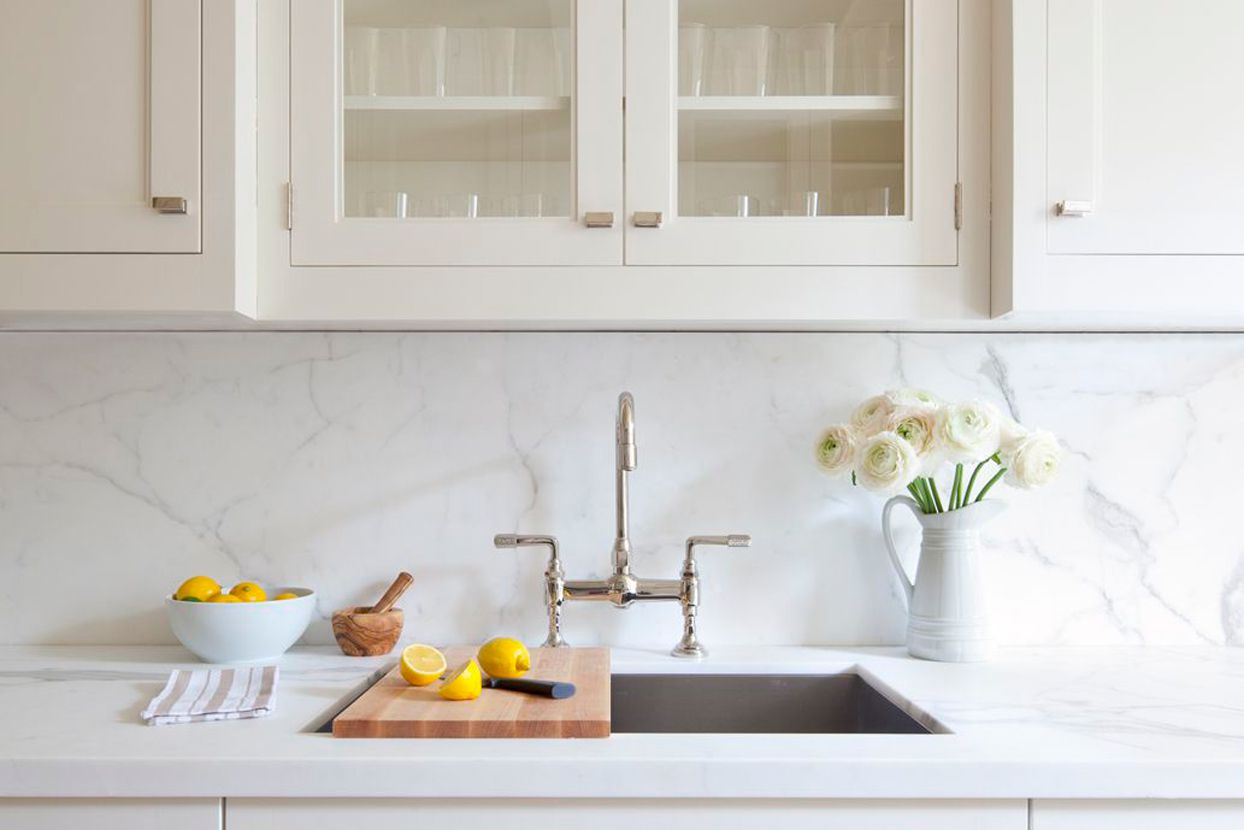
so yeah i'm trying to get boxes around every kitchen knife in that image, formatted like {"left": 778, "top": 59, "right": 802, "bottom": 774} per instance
{"left": 484, "top": 677, "right": 576, "bottom": 699}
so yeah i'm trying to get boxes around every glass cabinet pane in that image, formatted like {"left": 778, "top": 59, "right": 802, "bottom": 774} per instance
{"left": 677, "top": 0, "right": 905, "bottom": 218}
{"left": 340, "top": 0, "right": 573, "bottom": 220}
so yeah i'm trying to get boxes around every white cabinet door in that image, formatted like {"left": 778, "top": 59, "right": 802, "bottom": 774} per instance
{"left": 0, "top": 0, "right": 201, "bottom": 254}
{"left": 624, "top": 0, "right": 959, "bottom": 266}
{"left": 289, "top": 0, "right": 623, "bottom": 267}
{"left": 0, "top": 799, "right": 220, "bottom": 830}
{"left": 1033, "top": 800, "right": 1244, "bottom": 829}
{"left": 231, "top": 798, "right": 1026, "bottom": 830}
{"left": 1046, "top": 0, "right": 1244, "bottom": 256}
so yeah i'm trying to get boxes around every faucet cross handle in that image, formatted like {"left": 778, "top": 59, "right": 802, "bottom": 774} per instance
{"left": 671, "top": 534, "right": 752, "bottom": 659}
{"left": 493, "top": 534, "right": 567, "bottom": 648}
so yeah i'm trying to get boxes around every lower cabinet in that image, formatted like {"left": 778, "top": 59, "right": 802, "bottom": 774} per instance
{"left": 228, "top": 798, "right": 1027, "bottom": 829}
{"left": 0, "top": 799, "right": 221, "bottom": 829}
{"left": 1032, "top": 800, "right": 1244, "bottom": 829}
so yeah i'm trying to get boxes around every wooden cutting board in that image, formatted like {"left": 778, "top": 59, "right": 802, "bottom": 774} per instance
{"left": 332, "top": 646, "right": 610, "bottom": 738}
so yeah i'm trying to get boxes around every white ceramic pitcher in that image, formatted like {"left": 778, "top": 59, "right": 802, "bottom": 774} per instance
{"left": 881, "top": 496, "right": 1006, "bottom": 662}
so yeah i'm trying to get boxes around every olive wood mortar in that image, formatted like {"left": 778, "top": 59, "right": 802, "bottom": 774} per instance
{"left": 331, "top": 571, "right": 412, "bottom": 657}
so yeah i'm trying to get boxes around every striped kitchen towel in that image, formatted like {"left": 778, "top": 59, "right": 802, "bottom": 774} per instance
{"left": 141, "top": 665, "right": 278, "bottom": 726}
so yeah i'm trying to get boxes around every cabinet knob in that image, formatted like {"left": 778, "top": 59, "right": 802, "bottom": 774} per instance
{"left": 1055, "top": 200, "right": 1094, "bottom": 218}
{"left": 584, "top": 211, "right": 614, "bottom": 228}
{"left": 151, "top": 196, "right": 189, "bottom": 214}
{"left": 633, "top": 211, "right": 663, "bottom": 228}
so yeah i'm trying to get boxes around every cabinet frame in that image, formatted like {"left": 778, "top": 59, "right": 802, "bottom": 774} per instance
{"left": 258, "top": 0, "right": 989, "bottom": 327}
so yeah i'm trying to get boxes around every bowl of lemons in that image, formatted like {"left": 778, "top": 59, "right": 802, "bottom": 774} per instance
{"left": 165, "top": 576, "right": 316, "bottom": 664}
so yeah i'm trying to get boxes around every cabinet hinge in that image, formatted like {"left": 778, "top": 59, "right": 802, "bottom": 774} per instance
{"left": 285, "top": 182, "right": 294, "bottom": 231}
{"left": 953, "top": 182, "right": 963, "bottom": 230}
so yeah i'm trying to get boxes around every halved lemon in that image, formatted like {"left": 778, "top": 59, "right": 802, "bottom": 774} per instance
{"left": 399, "top": 644, "right": 447, "bottom": 687}
{"left": 438, "top": 658, "right": 482, "bottom": 701}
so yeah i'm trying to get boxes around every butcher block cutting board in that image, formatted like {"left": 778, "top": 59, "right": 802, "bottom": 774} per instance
{"left": 333, "top": 646, "right": 610, "bottom": 738}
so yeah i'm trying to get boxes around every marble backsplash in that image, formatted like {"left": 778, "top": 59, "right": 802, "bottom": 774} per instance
{"left": 2, "top": 332, "right": 1243, "bottom": 649}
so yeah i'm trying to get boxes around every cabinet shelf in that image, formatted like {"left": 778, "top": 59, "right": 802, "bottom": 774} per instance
{"left": 345, "top": 95, "right": 569, "bottom": 112}
{"left": 678, "top": 95, "right": 902, "bottom": 120}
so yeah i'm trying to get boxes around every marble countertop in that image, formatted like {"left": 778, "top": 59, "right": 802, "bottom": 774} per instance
{"left": 2, "top": 645, "right": 1244, "bottom": 799}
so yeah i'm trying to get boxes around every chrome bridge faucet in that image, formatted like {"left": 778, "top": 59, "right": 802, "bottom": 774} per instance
{"left": 495, "top": 391, "right": 750, "bottom": 658}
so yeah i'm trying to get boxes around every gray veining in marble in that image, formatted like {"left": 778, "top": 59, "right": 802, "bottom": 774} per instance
{"left": 2, "top": 332, "right": 1243, "bottom": 647}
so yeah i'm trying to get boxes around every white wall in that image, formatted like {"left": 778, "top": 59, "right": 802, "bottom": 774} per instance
{"left": 1, "top": 332, "right": 1240, "bottom": 648}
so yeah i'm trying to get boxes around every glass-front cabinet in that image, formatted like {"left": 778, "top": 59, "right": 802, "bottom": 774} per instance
{"left": 626, "top": 0, "right": 958, "bottom": 265}
{"left": 290, "top": 0, "right": 623, "bottom": 266}
{"left": 288, "top": 0, "right": 959, "bottom": 270}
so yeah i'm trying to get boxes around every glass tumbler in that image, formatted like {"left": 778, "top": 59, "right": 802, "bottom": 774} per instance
{"left": 679, "top": 23, "right": 707, "bottom": 96}
{"left": 775, "top": 24, "right": 835, "bottom": 95}
{"left": 343, "top": 27, "right": 380, "bottom": 95}
{"left": 514, "top": 27, "right": 571, "bottom": 96}
{"left": 404, "top": 27, "right": 447, "bottom": 96}
{"left": 446, "top": 28, "right": 517, "bottom": 95}
{"left": 704, "top": 25, "right": 770, "bottom": 95}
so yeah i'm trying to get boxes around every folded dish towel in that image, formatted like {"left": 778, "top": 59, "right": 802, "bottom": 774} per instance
{"left": 141, "top": 665, "right": 278, "bottom": 726}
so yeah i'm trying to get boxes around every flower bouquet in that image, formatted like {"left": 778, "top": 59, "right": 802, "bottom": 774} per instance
{"left": 815, "top": 389, "right": 1060, "bottom": 662}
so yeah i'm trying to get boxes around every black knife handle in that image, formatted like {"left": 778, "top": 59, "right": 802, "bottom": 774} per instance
{"left": 489, "top": 677, "right": 576, "bottom": 699}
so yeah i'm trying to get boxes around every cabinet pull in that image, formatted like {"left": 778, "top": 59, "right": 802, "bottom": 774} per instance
{"left": 1055, "top": 200, "right": 1093, "bottom": 218}
{"left": 151, "top": 196, "right": 189, "bottom": 214}
{"left": 633, "top": 211, "right": 663, "bottom": 228}
{"left": 584, "top": 211, "right": 614, "bottom": 228}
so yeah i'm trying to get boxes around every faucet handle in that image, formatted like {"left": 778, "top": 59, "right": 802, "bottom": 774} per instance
{"left": 494, "top": 534, "right": 567, "bottom": 648}
{"left": 672, "top": 534, "right": 751, "bottom": 660}
{"left": 686, "top": 534, "right": 751, "bottom": 550}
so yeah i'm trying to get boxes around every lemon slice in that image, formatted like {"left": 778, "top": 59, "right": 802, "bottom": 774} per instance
{"left": 438, "top": 658, "right": 483, "bottom": 701}
{"left": 399, "top": 644, "right": 447, "bottom": 687}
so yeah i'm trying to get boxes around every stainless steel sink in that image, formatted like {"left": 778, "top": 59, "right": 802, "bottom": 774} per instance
{"left": 610, "top": 672, "right": 939, "bottom": 734}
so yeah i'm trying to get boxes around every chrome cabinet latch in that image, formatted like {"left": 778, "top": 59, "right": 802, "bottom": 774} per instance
{"left": 633, "top": 211, "right": 663, "bottom": 228}
{"left": 1055, "top": 200, "right": 1094, "bottom": 217}
{"left": 151, "top": 196, "right": 188, "bottom": 214}
{"left": 584, "top": 211, "right": 614, "bottom": 228}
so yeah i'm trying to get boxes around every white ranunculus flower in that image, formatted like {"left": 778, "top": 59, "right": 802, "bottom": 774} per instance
{"left": 936, "top": 400, "right": 1002, "bottom": 461}
{"left": 1004, "top": 430, "right": 1061, "bottom": 489}
{"left": 995, "top": 413, "right": 1025, "bottom": 457}
{"left": 886, "top": 388, "right": 943, "bottom": 409}
{"left": 855, "top": 431, "right": 920, "bottom": 494}
{"left": 884, "top": 406, "right": 939, "bottom": 458}
{"left": 814, "top": 425, "right": 856, "bottom": 476}
{"left": 850, "top": 394, "right": 895, "bottom": 437}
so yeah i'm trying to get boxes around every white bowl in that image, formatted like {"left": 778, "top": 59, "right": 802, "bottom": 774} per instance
{"left": 165, "top": 587, "right": 316, "bottom": 664}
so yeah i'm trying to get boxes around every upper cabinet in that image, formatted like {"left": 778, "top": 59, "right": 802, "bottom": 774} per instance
{"left": 624, "top": 0, "right": 959, "bottom": 267}
{"left": 261, "top": 0, "right": 990, "bottom": 325}
{"left": 289, "top": 0, "right": 623, "bottom": 267}
{"left": 994, "top": 0, "right": 1244, "bottom": 322}
{"left": 0, "top": 0, "right": 254, "bottom": 321}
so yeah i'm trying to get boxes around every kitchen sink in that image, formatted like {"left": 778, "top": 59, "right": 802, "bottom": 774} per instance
{"left": 610, "top": 672, "right": 939, "bottom": 734}
{"left": 315, "top": 668, "right": 941, "bottom": 735}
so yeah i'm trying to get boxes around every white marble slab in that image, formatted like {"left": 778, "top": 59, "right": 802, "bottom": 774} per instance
{"left": 2, "top": 333, "right": 1244, "bottom": 647}
{"left": 1, "top": 645, "right": 1244, "bottom": 799}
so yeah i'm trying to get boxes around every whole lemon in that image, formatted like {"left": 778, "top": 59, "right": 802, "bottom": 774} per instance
{"left": 229, "top": 582, "right": 267, "bottom": 602}
{"left": 273, "top": 592, "right": 299, "bottom": 601}
{"left": 175, "top": 576, "right": 222, "bottom": 603}
{"left": 477, "top": 637, "right": 531, "bottom": 679}
{"left": 438, "top": 658, "right": 483, "bottom": 701}
{"left": 207, "top": 593, "right": 242, "bottom": 603}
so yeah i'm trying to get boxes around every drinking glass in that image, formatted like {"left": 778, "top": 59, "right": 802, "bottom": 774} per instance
{"left": 838, "top": 23, "right": 903, "bottom": 95}
{"left": 362, "top": 191, "right": 409, "bottom": 218}
{"left": 774, "top": 24, "right": 835, "bottom": 95}
{"left": 515, "top": 27, "right": 571, "bottom": 96}
{"left": 404, "top": 27, "right": 447, "bottom": 96}
{"left": 343, "top": 27, "right": 379, "bottom": 95}
{"left": 446, "top": 27, "right": 517, "bottom": 96}
{"left": 372, "top": 28, "right": 412, "bottom": 95}
{"left": 704, "top": 26, "right": 770, "bottom": 95}
{"left": 679, "top": 23, "right": 707, "bottom": 96}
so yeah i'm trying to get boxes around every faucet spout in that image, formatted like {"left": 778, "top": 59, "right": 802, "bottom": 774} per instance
{"left": 613, "top": 392, "right": 636, "bottom": 574}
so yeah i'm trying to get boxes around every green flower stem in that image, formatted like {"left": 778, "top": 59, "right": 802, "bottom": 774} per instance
{"left": 974, "top": 467, "right": 1008, "bottom": 502}
{"left": 907, "top": 482, "right": 930, "bottom": 513}
{"left": 963, "top": 453, "right": 1001, "bottom": 504}
{"left": 928, "top": 477, "right": 944, "bottom": 513}
{"left": 950, "top": 463, "right": 964, "bottom": 510}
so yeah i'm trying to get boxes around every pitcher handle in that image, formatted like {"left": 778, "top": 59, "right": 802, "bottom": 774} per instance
{"left": 882, "top": 495, "right": 920, "bottom": 604}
